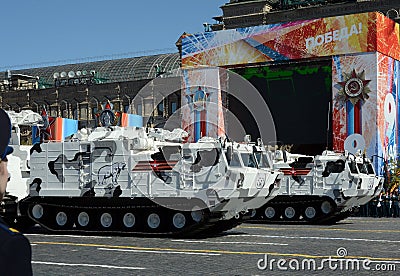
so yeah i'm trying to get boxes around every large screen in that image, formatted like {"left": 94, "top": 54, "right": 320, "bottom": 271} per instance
{"left": 231, "top": 60, "right": 332, "bottom": 154}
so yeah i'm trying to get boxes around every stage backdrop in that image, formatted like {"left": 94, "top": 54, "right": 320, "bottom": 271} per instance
{"left": 182, "top": 12, "right": 400, "bottom": 68}
{"left": 181, "top": 11, "right": 400, "bottom": 175}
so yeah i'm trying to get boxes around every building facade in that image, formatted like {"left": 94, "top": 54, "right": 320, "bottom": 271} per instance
{"left": 1, "top": 53, "right": 181, "bottom": 129}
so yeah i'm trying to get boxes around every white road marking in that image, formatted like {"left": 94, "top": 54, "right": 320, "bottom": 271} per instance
{"left": 171, "top": 239, "right": 288, "bottom": 246}
{"left": 32, "top": 261, "right": 145, "bottom": 270}
{"left": 235, "top": 234, "right": 400, "bottom": 243}
{"left": 26, "top": 234, "right": 112, "bottom": 239}
{"left": 98, "top": 247, "right": 221, "bottom": 256}
{"left": 369, "top": 260, "right": 400, "bottom": 264}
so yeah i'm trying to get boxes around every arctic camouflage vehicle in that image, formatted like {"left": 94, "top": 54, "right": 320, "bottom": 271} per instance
{"left": 2, "top": 111, "right": 282, "bottom": 236}
{"left": 252, "top": 148, "right": 383, "bottom": 224}
{"left": 0, "top": 110, "right": 41, "bottom": 226}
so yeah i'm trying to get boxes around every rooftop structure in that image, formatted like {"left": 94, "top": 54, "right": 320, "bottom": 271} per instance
{"left": 1, "top": 53, "right": 180, "bottom": 91}
{"left": 218, "top": 0, "right": 400, "bottom": 29}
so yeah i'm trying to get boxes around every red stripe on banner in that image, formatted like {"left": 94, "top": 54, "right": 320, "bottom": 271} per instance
{"left": 200, "top": 110, "right": 206, "bottom": 138}
{"left": 354, "top": 101, "right": 361, "bottom": 134}
{"left": 49, "top": 117, "right": 63, "bottom": 141}
{"left": 121, "top": 113, "right": 128, "bottom": 127}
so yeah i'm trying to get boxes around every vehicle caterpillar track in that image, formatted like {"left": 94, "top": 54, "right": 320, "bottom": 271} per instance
{"left": 20, "top": 196, "right": 224, "bottom": 237}
{"left": 251, "top": 149, "right": 383, "bottom": 224}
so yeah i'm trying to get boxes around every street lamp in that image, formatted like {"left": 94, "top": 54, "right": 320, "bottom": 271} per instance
{"left": 60, "top": 100, "right": 70, "bottom": 118}
{"left": 113, "top": 85, "right": 123, "bottom": 112}
{"left": 123, "top": 94, "right": 131, "bottom": 113}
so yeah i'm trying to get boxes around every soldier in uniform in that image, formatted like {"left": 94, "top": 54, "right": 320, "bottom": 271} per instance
{"left": 0, "top": 108, "right": 33, "bottom": 275}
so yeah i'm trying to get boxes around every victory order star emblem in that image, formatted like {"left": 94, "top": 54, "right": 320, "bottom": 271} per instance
{"left": 337, "top": 69, "right": 371, "bottom": 105}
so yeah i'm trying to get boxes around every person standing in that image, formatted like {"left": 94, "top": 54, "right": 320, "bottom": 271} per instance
{"left": 384, "top": 191, "right": 390, "bottom": 217}
{"left": 0, "top": 108, "right": 33, "bottom": 275}
{"left": 377, "top": 191, "right": 383, "bottom": 218}
{"left": 393, "top": 190, "right": 399, "bottom": 218}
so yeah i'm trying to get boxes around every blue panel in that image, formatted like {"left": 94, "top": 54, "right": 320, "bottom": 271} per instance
{"left": 63, "top": 118, "right": 78, "bottom": 139}
{"left": 195, "top": 110, "right": 200, "bottom": 142}
{"left": 347, "top": 101, "right": 354, "bottom": 135}
{"left": 128, "top": 114, "right": 143, "bottom": 127}
{"left": 32, "top": 126, "right": 40, "bottom": 145}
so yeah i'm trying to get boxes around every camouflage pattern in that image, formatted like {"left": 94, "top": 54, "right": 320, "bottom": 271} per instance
{"left": 27, "top": 126, "right": 282, "bottom": 221}
{"left": 255, "top": 149, "right": 383, "bottom": 222}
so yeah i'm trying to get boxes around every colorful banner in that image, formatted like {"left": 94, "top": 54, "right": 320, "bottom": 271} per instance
{"left": 377, "top": 14, "right": 400, "bottom": 61}
{"left": 182, "top": 12, "right": 400, "bottom": 68}
{"left": 181, "top": 68, "right": 225, "bottom": 142}
{"left": 32, "top": 117, "right": 78, "bottom": 143}
{"left": 332, "top": 53, "right": 377, "bottom": 155}
{"left": 377, "top": 53, "right": 398, "bottom": 170}
{"left": 332, "top": 52, "right": 400, "bottom": 175}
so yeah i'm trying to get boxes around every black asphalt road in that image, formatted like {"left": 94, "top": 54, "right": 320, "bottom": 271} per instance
{"left": 26, "top": 217, "right": 400, "bottom": 275}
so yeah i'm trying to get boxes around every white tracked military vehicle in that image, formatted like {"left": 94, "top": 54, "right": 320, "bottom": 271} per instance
{"left": 1, "top": 110, "right": 42, "bottom": 227}
{"left": 252, "top": 148, "right": 383, "bottom": 224}
{"left": 3, "top": 113, "right": 282, "bottom": 236}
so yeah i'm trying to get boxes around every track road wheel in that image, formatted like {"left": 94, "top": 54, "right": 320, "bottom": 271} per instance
{"left": 264, "top": 206, "right": 279, "bottom": 220}
{"left": 191, "top": 209, "right": 204, "bottom": 223}
{"left": 76, "top": 211, "right": 92, "bottom": 229}
{"left": 122, "top": 212, "right": 136, "bottom": 229}
{"left": 303, "top": 206, "right": 317, "bottom": 221}
{"left": 172, "top": 212, "right": 186, "bottom": 229}
{"left": 55, "top": 211, "right": 68, "bottom": 227}
{"left": 147, "top": 213, "right": 161, "bottom": 230}
{"left": 100, "top": 212, "right": 113, "bottom": 229}
{"left": 54, "top": 210, "right": 73, "bottom": 229}
{"left": 283, "top": 206, "right": 297, "bottom": 220}
{"left": 321, "top": 201, "right": 333, "bottom": 215}
{"left": 31, "top": 204, "right": 44, "bottom": 220}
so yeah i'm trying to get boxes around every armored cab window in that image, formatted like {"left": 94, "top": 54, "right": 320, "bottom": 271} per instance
{"left": 366, "top": 162, "right": 375, "bottom": 174}
{"left": 290, "top": 157, "right": 314, "bottom": 169}
{"left": 322, "top": 160, "right": 345, "bottom": 177}
{"left": 230, "top": 152, "right": 242, "bottom": 167}
{"left": 254, "top": 152, "right": 270, "bottom": 168}
{"left": 357, "top": 163, "right": 368, "bottom": 174}
{"left": 241, "top": 153, "right": 257, "bottom": 168}
{"left": 151, "top": 146, "right": 181, "bottom": 161}
{"left": 190, "top": 148, "right": 220, "bottom": 172}
{"left": 161, "top": 146, "right": 181, "bottom": 161}
{"left": 348, "top": 160, "right": 358, "bottom": 174}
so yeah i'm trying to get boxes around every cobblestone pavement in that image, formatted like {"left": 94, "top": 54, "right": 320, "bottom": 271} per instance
{"left": 26, "top": 217, "right": 400, "bottom": 275}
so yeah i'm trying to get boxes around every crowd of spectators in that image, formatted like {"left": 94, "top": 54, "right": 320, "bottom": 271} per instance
{"left": 356, "top": 190, "right": 400, "bottom": 217}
